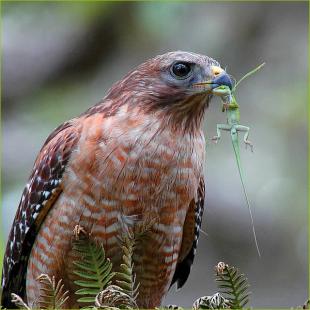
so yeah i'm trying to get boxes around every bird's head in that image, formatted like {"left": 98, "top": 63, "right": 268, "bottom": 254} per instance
{"left": 105, "top": 51, "right": 232, "bottom": 133}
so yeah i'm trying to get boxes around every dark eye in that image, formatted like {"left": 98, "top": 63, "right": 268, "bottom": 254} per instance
{"left": 171, "top": 62, "right": 192, "bottom": 79}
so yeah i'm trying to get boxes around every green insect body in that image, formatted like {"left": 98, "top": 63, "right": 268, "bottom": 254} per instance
{"left": 211, "top": 63, "right": 265, "bottom": 257}
{"left": 224, "top": 97, "right": 240, "bottom": 125}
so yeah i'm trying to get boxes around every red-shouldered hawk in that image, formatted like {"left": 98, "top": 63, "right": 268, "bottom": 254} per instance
{"left": 1, "top": 51, "right": 232, "bottom": 308}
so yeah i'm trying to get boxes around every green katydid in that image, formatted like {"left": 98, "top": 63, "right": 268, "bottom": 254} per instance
{"left": 211, "top": 63, "right": 265, "bottom": 257}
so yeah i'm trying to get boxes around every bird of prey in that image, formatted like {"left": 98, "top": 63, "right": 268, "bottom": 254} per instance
{"left": 1, "top": 51, "right": 232, "bottom": 308}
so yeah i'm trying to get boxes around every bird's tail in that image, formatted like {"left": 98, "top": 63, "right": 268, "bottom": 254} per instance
{"left": 231, "top": 131, "right": 261, "bottom": 257}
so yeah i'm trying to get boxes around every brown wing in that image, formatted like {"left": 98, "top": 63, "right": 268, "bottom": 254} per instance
{"left": 1, "top": 120, "right": 80, "bottom": 308}
{"left": 170, "top": 178, "right": 205, "bottom": 289}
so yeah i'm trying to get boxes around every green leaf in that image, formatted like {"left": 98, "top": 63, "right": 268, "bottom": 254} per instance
{"left": 73, "top": 261, "right": 99, "bottom": 272}
{"left": 75, "top": 288, "right": 101, "bottom": 295}
{"left": 73, "top": 271, "right": 98, "bottom": 280}
{"left": 236, "top": 285, "right": 250, "bottom": 297}
{"left": 77, "top": 296, "right": 97, "bottom": 303}
{"left": 72, "top": 233, "right": 115, "bottom": 304}
{"left": 116, "top": 271, "right": 132, "bottom": 282}
{"left": 215, "top": 263, "right": 251, "bottom": 309}
{"left": 114, "top": 234, "right": 140, "bottom": 302}
{"left": 74, "top": 280, "right": 100, "bottom": 288}
{"left": 99, "top": 273, "right": 114, "bottom": 289}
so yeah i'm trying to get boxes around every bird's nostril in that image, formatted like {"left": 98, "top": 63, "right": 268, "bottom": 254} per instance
{"left": 211, "top": 66, "right": 224, "bottom": 77}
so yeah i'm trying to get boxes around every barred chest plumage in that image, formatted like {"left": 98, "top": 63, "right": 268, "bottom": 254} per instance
{"left": 26, "top": 105, "right": 206, "bottom": 308}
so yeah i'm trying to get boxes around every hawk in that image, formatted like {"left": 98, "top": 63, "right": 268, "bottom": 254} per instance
{"left": 1, "top": 51, "right": 232, "bottom": 308}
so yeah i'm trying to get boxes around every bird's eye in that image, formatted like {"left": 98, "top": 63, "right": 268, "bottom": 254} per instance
{"left": 171, "top": 62, "right": 192, "bottom": 79}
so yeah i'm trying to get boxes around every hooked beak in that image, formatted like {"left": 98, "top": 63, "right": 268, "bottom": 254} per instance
{"left": 193, "top": 66, "right": 233, "bottom": 94}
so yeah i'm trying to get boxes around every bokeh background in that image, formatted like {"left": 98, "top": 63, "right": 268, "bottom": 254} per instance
{"left": 1, "top": 1, "right": 308, "bottom": 307}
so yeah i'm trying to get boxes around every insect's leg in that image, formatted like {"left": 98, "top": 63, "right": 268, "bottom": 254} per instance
{"left": 235, "top": 125, "right": 254, "bottom": 152}
{"left": 211, "top": 124, "right": 231, "bottom": 144}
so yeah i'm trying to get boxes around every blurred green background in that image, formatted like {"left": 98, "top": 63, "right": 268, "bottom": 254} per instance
{"left": 1, "top": 1, "right": 308, "bottom": 307}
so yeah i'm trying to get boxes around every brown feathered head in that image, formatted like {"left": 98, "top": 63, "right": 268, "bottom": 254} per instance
{"left": 90, "top": 51, "right": 232, "bottom": 133}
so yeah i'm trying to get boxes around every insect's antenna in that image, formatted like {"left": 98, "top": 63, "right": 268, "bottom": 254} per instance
{"left": 233, "top": 62, "right": 265, "bottom": 91}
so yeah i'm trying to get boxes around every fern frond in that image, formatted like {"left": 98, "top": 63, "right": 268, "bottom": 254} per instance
{"left": 192, "top": 293, "right": 230, "bottom": 309}
{"left": 95, "top": 284, "right": 137, "bottom": 309}
{"left": 115, "top": 232, "right": 139, "bottom": 302}
{"left": 215, "top": 262, "right": 250, "bottom": 309}
{"left": 72, "top": 233, "right": 115, "bottom": 304}
{"left": 156, "top": 305, "right": 184, "bottom": 310}
{"left": 36, "top": 274, "right": 69, "bottom": 309}
{"left": 10, "top": 293, "right": 30, "bottom": 309}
